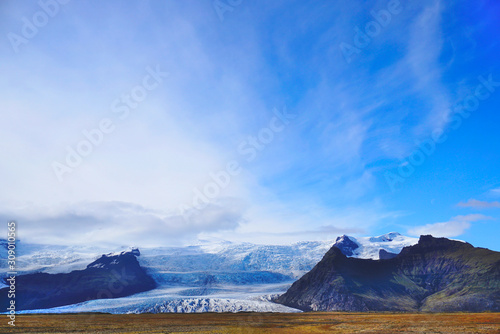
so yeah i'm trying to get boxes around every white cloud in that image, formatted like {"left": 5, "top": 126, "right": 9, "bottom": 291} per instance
{"left": 0, "top": 199, "right": 245, "bottom": 247}
{"left": 457, "top": 199, "right": 500, "bottom": 209}
{"left": 408, "top": 214, "right": 493, "bottom": 238}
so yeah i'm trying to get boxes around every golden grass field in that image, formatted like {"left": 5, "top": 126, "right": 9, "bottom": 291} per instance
{"left": 1, "top": 312, "right": 499, "bottom": 334}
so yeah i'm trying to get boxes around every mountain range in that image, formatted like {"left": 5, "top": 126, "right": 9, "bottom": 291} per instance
{"left": 0, "top": 232, "right": 417, "bottom": 313}
{"left": 3, "top": 233, "right": 498, "bottom": 313}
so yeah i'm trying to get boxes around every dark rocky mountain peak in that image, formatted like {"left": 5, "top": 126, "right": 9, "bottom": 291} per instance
{"left": 332, "top": 235, "right": 359, "bottom": 256}
{"left": 87, "top": 248, "right": 141, "bottom": 270}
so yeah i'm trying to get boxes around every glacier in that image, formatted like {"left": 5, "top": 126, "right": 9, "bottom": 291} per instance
{"left": 2, "top": 232, "right": 418, "bottom": 314}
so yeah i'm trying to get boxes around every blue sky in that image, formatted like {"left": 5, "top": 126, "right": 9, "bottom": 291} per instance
{"left": 0, "top": 0, "right": 499, "bottom": 250}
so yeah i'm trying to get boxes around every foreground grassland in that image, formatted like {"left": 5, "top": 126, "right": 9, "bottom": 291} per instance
{"left": 1, "top": 312, "right": 499, "bottom": 333}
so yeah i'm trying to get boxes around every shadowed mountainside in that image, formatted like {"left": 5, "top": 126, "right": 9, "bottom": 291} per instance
{"left": 276, "top": 235, "right": 500, "bottom": 312}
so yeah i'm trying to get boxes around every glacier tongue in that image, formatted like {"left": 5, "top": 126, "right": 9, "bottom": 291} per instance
{"left": 19, "top": 283, "right": 301, "bottom": 314}
{"left": 139, "top": 298, "right": 301, "bottom": 313}
{"left": 20, "top": 297, "right": 301, "bottom": 314}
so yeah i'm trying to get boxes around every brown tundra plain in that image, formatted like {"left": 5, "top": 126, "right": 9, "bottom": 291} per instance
{"left": 1, "top": 312, "right": 499, "bottom": 334}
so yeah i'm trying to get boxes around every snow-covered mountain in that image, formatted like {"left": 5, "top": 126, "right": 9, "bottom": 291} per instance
{"left": 1, "top": 232, "right": 419, "bottom": 314}
{"left": 332, "top": 232, "right": 418, "bottom": 260}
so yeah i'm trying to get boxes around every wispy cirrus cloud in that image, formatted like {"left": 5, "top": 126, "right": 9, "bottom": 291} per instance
{"left": 408, "top": 214, "right": 493, "bottom": 238}
{"left": 406, "top": 1, "right": 451, "bottom": 134}
{"left": 489, "top": 188, "right": 500, "bottom": 197}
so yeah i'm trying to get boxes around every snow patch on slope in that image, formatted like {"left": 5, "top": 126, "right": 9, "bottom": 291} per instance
{"left": 336, "top": 232, "right": 418, "bottom": 259}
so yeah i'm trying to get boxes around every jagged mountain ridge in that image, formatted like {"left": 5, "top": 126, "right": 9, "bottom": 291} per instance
{"left": 276, "top": 235, "right": 500, "bottom": 312}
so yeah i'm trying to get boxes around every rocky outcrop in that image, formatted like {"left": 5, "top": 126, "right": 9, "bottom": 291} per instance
{"left": 379, "top": 249, "right": 398, "bottom": 260}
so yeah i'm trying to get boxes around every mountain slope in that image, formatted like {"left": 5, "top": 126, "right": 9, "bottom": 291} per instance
{"left": 0, "top": 249, "right": 156, "bottom": 311}
{"left": 276, "top": 235, "right": 500, "bottom": 312}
